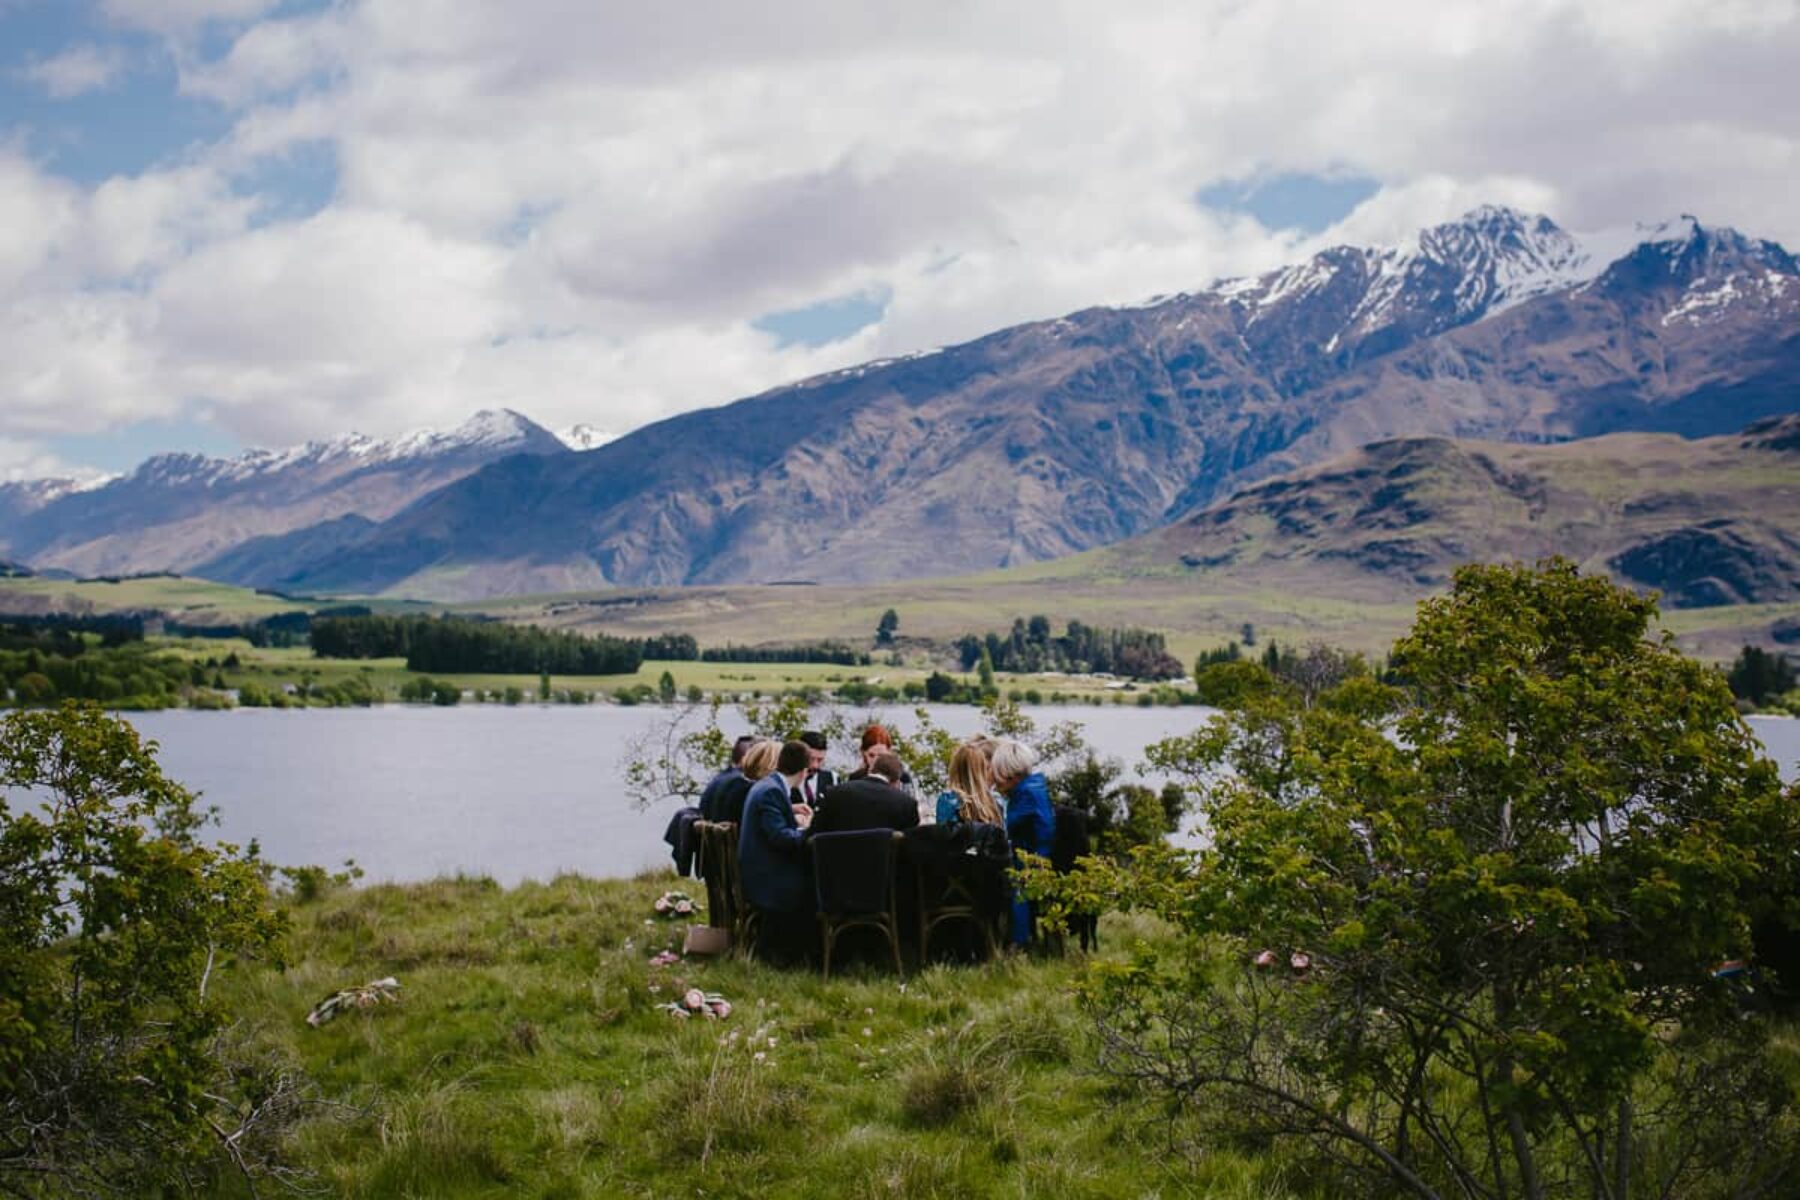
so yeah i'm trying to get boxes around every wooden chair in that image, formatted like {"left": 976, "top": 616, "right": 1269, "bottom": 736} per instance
{"left": 810, "top": 830, "right": 904, "bottom": 980}
{"left": 696, "top": 820, "right": 756, "bottom": 957}
{"left": 904, "top": 824, "right": 1007, "bottom": 964}
{"left": 694, "top": 820, "right": 736, "bottom": 936}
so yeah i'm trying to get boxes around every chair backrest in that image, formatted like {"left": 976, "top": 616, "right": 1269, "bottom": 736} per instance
{"left": 1050, "top": 805, "right": 1091, "bottom": 873}
{"left": 697, "top": 821, "right": 740, "bottom": 921}
{"left": 812, "top": 830, "right": 899, "bottom": 915}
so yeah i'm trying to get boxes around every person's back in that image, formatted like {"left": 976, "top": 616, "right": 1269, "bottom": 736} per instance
{"left": 990, "top": 739, "right": 1055, "bottom": 947}
{"left": 813, "top": 751, "right": 919, "bottom": 834}
{"left": 1003, "top": 771, "right": 1054, "bottom": 858}
{"left": 707, "top": 773, "right": 754, "bottom": 824}
{"left": 699, "top": 735, "right": 756, "bottom": 822}
{"left": 737, "top": 749, "right": 813, "bottom": 915}
{"left": 699, "top": 766, "right": 743, "bottom": 821}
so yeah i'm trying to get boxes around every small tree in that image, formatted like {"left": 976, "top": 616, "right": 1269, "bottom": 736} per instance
{"left": 925, "top": 671, "right": 958, "bottom": 702}
{"left": 977, "top": 648, "right": 997, "bottom": 695}
{"left": 1070, "top": 561, "right": 1800, "bottom": 1199}
{"left": 658, "top": 670, "right": 678, "bottom": 705}
{"left": 1, "top": 703, "right": 291, "bottom": 1194}
{"left": 876, "top": 608, "right": 899, "bottom": 646}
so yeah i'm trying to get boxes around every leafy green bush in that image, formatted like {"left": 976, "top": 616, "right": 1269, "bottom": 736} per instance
{"left": 1067, "top": 561, "right": 1800, "bottom": 1198}
{"left": 0, "top": 703, "right": 290, "bottom": 1194}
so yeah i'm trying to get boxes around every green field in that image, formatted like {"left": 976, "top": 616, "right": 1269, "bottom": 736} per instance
{"left": 210, "top": 872, "right": 1292, "bottom": 1199}
{"left": 2, "top": 569, "right": 1790, "bottom": 686}
{"left": 149, "top": 637, "right": 1165, "bottom": 707}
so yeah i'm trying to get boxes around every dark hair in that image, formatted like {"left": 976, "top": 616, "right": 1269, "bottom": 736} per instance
{"left": 869, "top": 750, "right": 905, "bottom": 782}
{"left": 860, "top": 724, "right": 893, "bottom": 752}
{"left": 777, "top": 739, "right": 812, "bottom": 777}
{"left": 730, "top": 735, "right": 757, "bottom": 766}
{"left": 798, "top": 730, "right": 827, "bottom": 752}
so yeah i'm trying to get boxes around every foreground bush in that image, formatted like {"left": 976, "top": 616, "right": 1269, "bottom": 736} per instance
{"left": 0, "top": 703, "right": 291, "bottom": 1196}
{"left": 1055, "top": 560, "right": 1800, "bottom": 1199}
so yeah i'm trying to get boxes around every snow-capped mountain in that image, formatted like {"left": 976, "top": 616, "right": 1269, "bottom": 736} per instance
{"left": 0, "top": 474, "right": 116, "bottom": 528}
{"left": 119, "top": 409, "right": 563, "bottom": 491}
{"left": 5, "top": 207, "right": 1795, "bottom": 598}
{"left": 1209, "top": 205, "right": 1607, "bottom": 346}
{"left": 556, "top": 424, "right": 618, "bottom": 451}
{"left": 0, "top": 410, "right": 568, "bottom": 580}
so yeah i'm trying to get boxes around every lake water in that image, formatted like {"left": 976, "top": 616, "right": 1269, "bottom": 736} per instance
{"left": 121, "top": 706, "right": 1800, "bottom": 887}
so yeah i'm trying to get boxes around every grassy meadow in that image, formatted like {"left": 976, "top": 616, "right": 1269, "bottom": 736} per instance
{"left": 210, "top": 871, "right": 1291, "bottom": 1199}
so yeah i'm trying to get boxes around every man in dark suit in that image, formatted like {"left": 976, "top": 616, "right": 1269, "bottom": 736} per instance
{"left": 794, "top": 729, "right": 836, "bottom": 810}
{"left": 811, "top": 750, "right": 920, "bottom": 834}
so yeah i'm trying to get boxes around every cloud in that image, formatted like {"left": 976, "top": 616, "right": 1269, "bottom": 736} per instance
{"left": 20, "top": 43, "right": 128, "bottom": 98}
{"left": 1, "top": 0, "right": 1797, "bottom": 471}
{"left": 0, "top": 440, "right": 91, "bottom": 484}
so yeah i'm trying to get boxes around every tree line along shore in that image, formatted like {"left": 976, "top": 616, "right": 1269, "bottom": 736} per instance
{"left": 0, "top": 603, "right": 1794, "bottom": 714}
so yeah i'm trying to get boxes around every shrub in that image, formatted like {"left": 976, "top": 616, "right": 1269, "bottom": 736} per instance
{"left": 0, "top": 703, "right": 290, "bottom": 1194}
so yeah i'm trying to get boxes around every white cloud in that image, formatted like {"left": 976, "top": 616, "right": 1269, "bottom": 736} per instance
{"left": 0, "top": 442, "right": 89, "bottom": 484}
{"left": 2, "top": 0, "right": 1798, "bottom": 469}
{"left": 21, "top": 43, "right": 128, "bottom": 98}
{"left": 0, "top": 151, "right": 80, "bottom": 291}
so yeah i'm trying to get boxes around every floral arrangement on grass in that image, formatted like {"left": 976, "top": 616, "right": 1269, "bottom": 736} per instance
{"left": 659, "top": 987, "right": 732, "bottom": 1020}
{"left": 649, "top": 950, "right": 681, "bottom": 967}
{"left": 653, "top": 891, "right": 696, "bottom": 918}
{"left": 305, "top": 976, "right": 401, "bottom": 1027}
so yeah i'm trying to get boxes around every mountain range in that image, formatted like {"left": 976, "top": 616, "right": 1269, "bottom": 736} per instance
{"left": 0, "top": 205, "right": 1795, "bottom": 605}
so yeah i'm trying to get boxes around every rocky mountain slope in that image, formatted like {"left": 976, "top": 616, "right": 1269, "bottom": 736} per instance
{"left": 263, "top": 208, "right": 1794, "bottom": 599}
{"left": 0, "top": 410, "right": 568, "bottom": 579}
{"left": 1113, "top": 413, "right": 1800, "bottom": 607}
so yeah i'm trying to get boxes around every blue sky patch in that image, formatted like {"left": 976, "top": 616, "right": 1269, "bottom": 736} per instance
{"left": 752, "top": 286, "right": 891, "bottom": 349}
{"left": 49, "top": 415, "right": 246, "bottom": 474}
{"left": 1196, "top": 172, "right": 1381, "bottom": 234}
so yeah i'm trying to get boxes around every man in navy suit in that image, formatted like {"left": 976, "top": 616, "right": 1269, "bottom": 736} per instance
{"left": 738, "top": 739, "right": 818, "bottom": 962}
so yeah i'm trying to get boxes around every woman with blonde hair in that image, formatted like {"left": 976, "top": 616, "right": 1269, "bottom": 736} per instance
{"left": 936, "top": 741, "right": 1003, "bottom": 826}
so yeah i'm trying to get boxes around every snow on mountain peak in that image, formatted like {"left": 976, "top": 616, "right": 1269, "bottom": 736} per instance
{"left": 556, "top": 424, "right": 618, "bottom": 451}
{"left": 1192, "top": 205, "right": 1788, "bottom": 354}
{"left": 107, "top": 410, "right": 560, "bottom": 490}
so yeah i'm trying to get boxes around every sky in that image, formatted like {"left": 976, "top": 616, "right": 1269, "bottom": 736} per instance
{"left": 1, "top": 0, "right": 1797, "bottom": 479}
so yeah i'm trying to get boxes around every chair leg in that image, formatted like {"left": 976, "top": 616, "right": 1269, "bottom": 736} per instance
{"left": 889, "top": 920, "right": 904, "bottom": 977}
{"left": 820, "top": 918, "right": 833, "bottom": 981}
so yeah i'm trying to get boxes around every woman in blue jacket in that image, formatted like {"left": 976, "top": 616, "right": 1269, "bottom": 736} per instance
{"left": 990, "top": 739, "right": 1054, "bottom": 947}
{"left": 737, "top": 739, "right": 816, "bottom": 962}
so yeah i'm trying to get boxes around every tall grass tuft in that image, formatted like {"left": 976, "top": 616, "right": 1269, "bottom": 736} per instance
{"left": 900, "top": 1020, "right": 1019, "bottom": 1128}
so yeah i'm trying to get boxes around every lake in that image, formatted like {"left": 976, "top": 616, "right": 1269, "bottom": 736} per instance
{"left": 122, "top": 706, "right": 1800, "bottom": 887}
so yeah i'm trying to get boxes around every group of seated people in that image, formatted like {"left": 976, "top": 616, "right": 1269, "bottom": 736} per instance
{"left": 697, "top": 724, "right": 1054, "bottom": 962}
